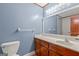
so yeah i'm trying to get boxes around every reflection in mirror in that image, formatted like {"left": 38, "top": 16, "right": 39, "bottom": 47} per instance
{"left": 43, "top": 15, "right": 79, "bottom": 37}
{"left": 57, "top": 15, "right": 79, "bottom": 36}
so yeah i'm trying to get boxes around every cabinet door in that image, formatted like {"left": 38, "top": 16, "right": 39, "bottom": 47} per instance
{"left": 62, "top": 48, "right": 79, "bottom": 56}
{"left": 34, "top": 39, "right": 41, "bottom": 56}
{"left": 35, "top": 39, "right": 41, "bottom": 49}
{"left": 49, "top": 50, "right": 60, "bottom": 56}
{"left": 35, "top": 49, "right": 41, "bottom": 56}
{"left": 41, "top": 47, "right": 48, "bottom": 56}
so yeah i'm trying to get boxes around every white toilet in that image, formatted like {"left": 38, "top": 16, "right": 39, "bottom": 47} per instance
{"left": 1, "top": 41, "right": 20, "bottom": 56}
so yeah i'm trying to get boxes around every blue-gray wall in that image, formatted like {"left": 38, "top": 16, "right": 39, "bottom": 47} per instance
{"left": 43, "top": 16, "right": 57, "bottom": 34}
{"left": 0, "top": 3, "right": 43, "bottom": 56}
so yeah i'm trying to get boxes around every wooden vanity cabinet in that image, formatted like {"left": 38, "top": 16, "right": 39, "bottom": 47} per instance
{"left": 41, "top": 47, "right": 48, "bottom": 56}
{"left": 49, "top": 43, "right": 62, "bottom": 56}
{"left": 34, "top": 38, "right": 49, "bottom": 56}
{"left": 49, "top": 50, "right": 60, "bottom": 56}
{"left": 41, "top": 40, "right": 49, "bottom": 48}
{"left": 40, "top": 40, "right": 49, "bottom": 56}
{"left": 34, "top": 38, "right": 79, "bottom": 56}
{"left": 49, "top": 43, "right": 79, "bottom": 56}
{"left": 34, "top": 38, "right": 41, "bottom": 56}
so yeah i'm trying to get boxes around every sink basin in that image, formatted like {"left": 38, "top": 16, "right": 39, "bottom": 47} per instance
{"left": 56, "top": 40, "right": 79, "bottom": 46}
{"left": 56, "top": 40, "right": 73, "bottom": 45}
{"left": 69, "top": 40, "right": 79, "bottom": 45}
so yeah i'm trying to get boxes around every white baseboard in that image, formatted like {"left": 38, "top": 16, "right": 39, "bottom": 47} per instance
{"left": 23, "top": 51, "right": 35, "bottom": 56}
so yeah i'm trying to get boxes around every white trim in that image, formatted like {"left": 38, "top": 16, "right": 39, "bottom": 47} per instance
{"left": 23, "top": 51, "right": 35, "bottom": 56}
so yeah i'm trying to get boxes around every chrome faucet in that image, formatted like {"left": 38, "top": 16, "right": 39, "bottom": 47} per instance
{"left": 64, "top": 37, "right": 69, "bottom": 42}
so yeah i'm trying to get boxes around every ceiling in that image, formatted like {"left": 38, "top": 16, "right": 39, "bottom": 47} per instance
{"left": 35, "top": 3, "right": 48, "bottom": 7}
{"left": 59, "top": 6, "right": 79, "bottom": 17}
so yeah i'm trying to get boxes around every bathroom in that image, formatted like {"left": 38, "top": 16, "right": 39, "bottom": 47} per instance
{"left": 0, "top": 3, "right": 79, "bottom": 56}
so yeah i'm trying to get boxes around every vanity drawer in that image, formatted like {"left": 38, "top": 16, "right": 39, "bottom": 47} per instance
{"left": 41, "top": 40, "right": 49, "bottom": 48}
{"left": 49, "top": 43, "right": 79, "bottom": 56}
{"left": 49, "top": 43, "right": 62, "bottom": 51}
{"left": 35, "top": 49, "right": 41, "bottom": 56}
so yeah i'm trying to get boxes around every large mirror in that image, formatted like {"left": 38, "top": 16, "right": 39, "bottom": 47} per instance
{"left": 43, "top": 15, "right": 79, "bottom": 36}
{"left": 43, "top": 4, "right": 79, "bottom": 36}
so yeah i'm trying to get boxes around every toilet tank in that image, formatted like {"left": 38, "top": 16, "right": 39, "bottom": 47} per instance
{"left": 1, "top": 41, "right": 20, "bottom": 56}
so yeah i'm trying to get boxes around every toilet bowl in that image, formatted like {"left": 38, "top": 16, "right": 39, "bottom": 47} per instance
{"left": 1, "top": 41, "right": 20, "bottom": 56}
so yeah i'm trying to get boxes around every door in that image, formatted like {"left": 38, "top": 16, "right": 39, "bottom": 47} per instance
{"left": 70, "top": 16, "right": 79, "bottom": 36}
{"left": 62, "top": 17, "right": 71, "bottom": 35}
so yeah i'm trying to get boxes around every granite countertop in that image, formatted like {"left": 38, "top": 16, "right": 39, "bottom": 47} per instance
{"left": 35, "top": 34, "right": 79, "bottom": 53}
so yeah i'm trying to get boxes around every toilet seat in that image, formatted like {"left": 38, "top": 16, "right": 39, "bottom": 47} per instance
{"left": 1, "top": 41, "right": 20, "bottom": 56}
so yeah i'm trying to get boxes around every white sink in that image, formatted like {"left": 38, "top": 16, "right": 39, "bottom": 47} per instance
{"left": 56, "top": 39, "right": 79, "bottom": 46}
{"left": 56, "top": 40, "right": 73, "bottom": 46}
{"left": 69, "top": 40, "right": 79, "bottom": 45}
